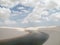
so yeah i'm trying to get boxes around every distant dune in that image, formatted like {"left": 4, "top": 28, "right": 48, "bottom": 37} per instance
{"left": 0, "top": 27, "right": 25, "bottom": 31}
{"left": 25, "top": 26, "right": 60, "bottom": 31}
{"left": 0, "top": 26, "right": 60, "bottom": 45}
{"left": 0, "top": 27, "right": 29, "bottom": 40}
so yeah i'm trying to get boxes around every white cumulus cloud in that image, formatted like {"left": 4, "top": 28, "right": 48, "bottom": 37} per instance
{"left": 49, "top": 13, "right": 60, "bottom": 21}
{"left": 4, "top": 20, "right": 16, "bottom": 25}
{"left": 22, "top": 0, "right": 60, "bottom": 23}
{"left": 0, "top": 0, "right": 60, "bottom": 26}
{"left": 0, "top": 0, "right": 31, "bottom": 8}
{"left": 0, "top": 7, "right": 11, "bottom": 19}
{"left": 0, "top": 0, "right": 19, "bottom": 8}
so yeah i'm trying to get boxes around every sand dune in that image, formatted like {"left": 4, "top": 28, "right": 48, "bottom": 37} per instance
{"left": 0, "top": 27, "right": 49, "bottom": 45}
{"left": 0, "top": 27, "right": 29, "bottom": 40}
{"left": 0, "top": 26, "right": 60, "bottom": 45}
{"left": 38, "top": 30, "right": 60, "bottom": 45}
{"left": 25, "top": 26, "right": 60, "bottom": 45}
{"left": 0, "top": 27, "right": 25, "bottom": 31}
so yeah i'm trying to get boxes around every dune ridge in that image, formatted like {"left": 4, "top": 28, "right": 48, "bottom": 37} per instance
{"left": 0, "top": 26, "right": 57, "bottom": 31}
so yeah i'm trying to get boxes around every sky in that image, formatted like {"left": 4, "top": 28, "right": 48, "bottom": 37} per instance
{"left": 0, "top": 0, "right": 60, "bottom": 27}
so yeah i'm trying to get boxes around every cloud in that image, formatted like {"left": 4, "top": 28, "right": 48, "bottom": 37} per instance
{"left": 0, "top": 0, "right": 19, "bottom": 8}
{"left": 0, "top": 22, "right": 3, "bottom": 25}
{"left": 49, "top": 13, "right": 60, "bottom": 21}
{"left": 46, "top": 1, "right": 57, "bottom": 9}
{"left": 0, "top": 0, "right": 60, "bottom": 27}
{"left": 21, "top": 0, "right": 46, "bottom": 23}
{"left": 4, "top": 20, "right": 16, "bottom": 25}
{"left": 0, "top": 7, "right": 11, "bottom": 19}
{"left": 22, "top": 14, "right": 42, "bottom": 23}
{"left": 0, "top": 0, "right": 31, "bottom": 8}
{"left": 0, "top": 0, "right": 50, "bottom": 8}
{"left": 22, "top": 0, "right": 60, "bottom": 24}
{"left": 52, "top": 0, "right": 60, "bottom": 6}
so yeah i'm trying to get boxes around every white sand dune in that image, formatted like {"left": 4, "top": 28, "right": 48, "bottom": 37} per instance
{"left": 38, "top": 30, "right": 60, "bottom": 45}
{"left": 0, "top": 27, "right": 28, "bottom": 40}
{"left": 0, "top": 26, "right": 60, "bottom": 45}
{"left": 25, "top": 26, "right": 60, "bottom": 45}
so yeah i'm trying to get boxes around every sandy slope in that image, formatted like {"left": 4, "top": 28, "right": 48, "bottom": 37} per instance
{"left": 39, "top": 30, "right": 60, "bottom": 45}
{"left": 0, "top": 26, "right": 60, "bottom": 45}
{"left": 25, "top": 26, "right": 60, "bottom": 45}
{"left": 0, "top": 27, "right": 28, "bottom": 40}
